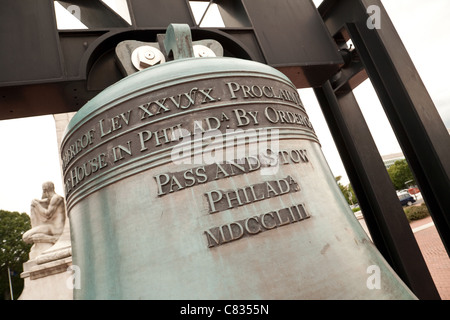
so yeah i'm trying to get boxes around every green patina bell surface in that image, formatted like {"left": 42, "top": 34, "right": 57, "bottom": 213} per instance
{"left": 61, "top": 55, "right": 416, "bottom": 300}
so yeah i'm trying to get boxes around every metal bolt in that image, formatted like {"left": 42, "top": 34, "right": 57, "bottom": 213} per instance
{"left": 131, "top": 46, "right": 165, "bottom": 71}
{"left": 144, "top": 51, "right": 155, "bottom": 60}
{"left": 193, "top": 45, "right": 216, "bottom": 58}
{"left": 138, "top": 48, "right": 161, "bottom": 68}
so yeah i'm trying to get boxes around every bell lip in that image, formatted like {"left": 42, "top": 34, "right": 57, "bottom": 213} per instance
{"left": 61, "top": 57, "right": 292, "bottom": 141}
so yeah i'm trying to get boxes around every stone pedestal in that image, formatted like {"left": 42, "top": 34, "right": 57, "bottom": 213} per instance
{"left": 19, "top": 220, "right": 73, "bottom": 300}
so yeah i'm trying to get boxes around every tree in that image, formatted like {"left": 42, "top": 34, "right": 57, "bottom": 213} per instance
{"left": 347, "top": 183, "right": 358, "bottom": 205}
{"left": 0, "top": 210, "right": 32, "bottom": 300}
{"left": 336, "top": 176, "right": 357, "bottom": 206}
{"left": 387, "top": 160, "right": 415, "bottom": 190}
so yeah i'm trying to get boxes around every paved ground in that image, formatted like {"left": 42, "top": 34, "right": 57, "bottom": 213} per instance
{"left": 357, "top": 208, "right": 450, "bottom": 300}
{"left": 410, "top": 216, "right": 450, "bottom": 300}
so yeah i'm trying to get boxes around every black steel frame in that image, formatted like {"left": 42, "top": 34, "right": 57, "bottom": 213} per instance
{"left": 0, "top": 0, "right": 342, "bottom": 120}
{"left": 316, "top": 0, "right": 450, "bottom": 300}
{"left": 1, "top": 0, "right": 449, "bottom": 299}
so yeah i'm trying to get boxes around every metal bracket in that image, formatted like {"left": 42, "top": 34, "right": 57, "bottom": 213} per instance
{"left": 163, "top": 23, "right": 195, "bottom": 60}
{"left": 115, "top": 23, "right": 223, "bottom": 76}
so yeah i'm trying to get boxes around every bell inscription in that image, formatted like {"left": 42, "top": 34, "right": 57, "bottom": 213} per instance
{"left": 61, "top": 77, "right": 313, "bottom": 203}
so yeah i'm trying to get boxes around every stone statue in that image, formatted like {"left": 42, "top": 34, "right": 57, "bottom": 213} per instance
{"left": 19, "top": 181, "right": 73, "bottom": 300}
{"left": 23, "top": 182, "right": 66, "bottom": 256}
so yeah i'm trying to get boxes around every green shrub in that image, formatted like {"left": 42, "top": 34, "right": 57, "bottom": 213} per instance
{"left": 404, "top": 203, "right": 430, "bottom": 222}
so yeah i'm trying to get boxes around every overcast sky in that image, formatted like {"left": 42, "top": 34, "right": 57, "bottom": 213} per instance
{"left": 0, "top": 0, "right": 449, "bottom": 214}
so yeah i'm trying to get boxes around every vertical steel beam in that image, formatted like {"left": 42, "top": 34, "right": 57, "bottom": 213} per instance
{"left": 320, "top": 0, "right": 450, "bottom": 259}
{"left": 314, "top": 82, "right": 440, "bottom": 300}
{"left": 318, "top": 0, "right": 450, "bottom": 299}
{"left": 346, "top": 15, "right": 450, "bottom": 256}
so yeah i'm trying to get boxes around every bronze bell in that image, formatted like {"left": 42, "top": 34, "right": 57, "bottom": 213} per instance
{"left": 61, "top": 24, "right": 416, "bottom": 300}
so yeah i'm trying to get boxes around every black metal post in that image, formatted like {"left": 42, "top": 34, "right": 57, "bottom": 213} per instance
{"left": 345, "top": 18, "right": 450, "bottom": 257}
{"left": 320, "top": 0, "right": 450, "bottom": 261}
{"left": 314, "top": 81, "right": 440, "bottom": 300}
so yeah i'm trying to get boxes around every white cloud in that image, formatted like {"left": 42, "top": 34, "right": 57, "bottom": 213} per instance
{"left": 0, "top": 116, "right": 63, "bottom": 213}
{"left": 382, "top": 0, "right": 450, "bottom": 127}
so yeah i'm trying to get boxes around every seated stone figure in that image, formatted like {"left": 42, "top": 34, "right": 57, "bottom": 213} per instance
{"left": 23, "top": 182, "right": 66, "bottom": 247}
